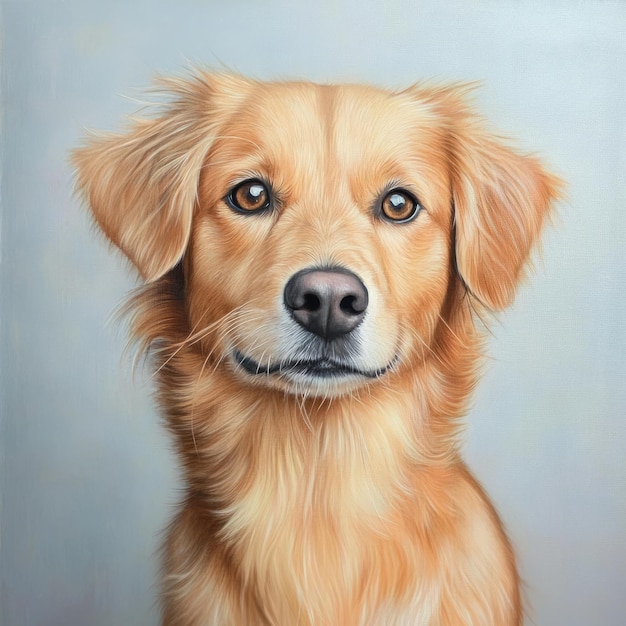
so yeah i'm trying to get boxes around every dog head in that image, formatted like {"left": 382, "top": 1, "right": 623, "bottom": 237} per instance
{"left": 73, "top": 72, "right": 559, "bottom": 398}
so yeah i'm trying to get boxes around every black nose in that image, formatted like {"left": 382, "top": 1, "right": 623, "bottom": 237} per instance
{"left": 283, "top": 268, "right": 369, "bottom": 340}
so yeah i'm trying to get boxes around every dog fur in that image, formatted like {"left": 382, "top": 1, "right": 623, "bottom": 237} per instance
{"left": 73, "top": 71, "right": 560, "bottom": 625}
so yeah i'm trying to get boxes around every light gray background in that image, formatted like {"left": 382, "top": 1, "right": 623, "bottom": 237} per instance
{"left": 1, "top": 1, "right": 625, "bottom": 624}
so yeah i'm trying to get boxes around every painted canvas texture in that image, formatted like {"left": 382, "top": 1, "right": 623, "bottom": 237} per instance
{"left": 1, "top": 1, "right": 624, "bottom": 625}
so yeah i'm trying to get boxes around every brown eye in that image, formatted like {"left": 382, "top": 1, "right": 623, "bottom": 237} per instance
{"left": 380, "top": 189, "right": 421, "bottom": 223}
{"left": 226, "top": 179, "right": 271, "bottom": 214}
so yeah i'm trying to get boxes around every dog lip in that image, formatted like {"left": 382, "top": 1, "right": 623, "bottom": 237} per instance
{"left": 232, "top": 349, "right": 395, "bottom": 380}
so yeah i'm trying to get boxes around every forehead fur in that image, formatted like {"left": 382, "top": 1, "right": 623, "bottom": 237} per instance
{"left": 213, "top": 79, "right": 449, "bottom": 161}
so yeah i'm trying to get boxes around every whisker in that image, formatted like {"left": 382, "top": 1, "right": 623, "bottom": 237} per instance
{"left": 436, "top": 312, "right": 467, "bottom": 347}
{"left": 151, "top": 315, "right": 208, "bottom": 378}
{"left": 401, "top": 323, "right": 448, "bottom": 370}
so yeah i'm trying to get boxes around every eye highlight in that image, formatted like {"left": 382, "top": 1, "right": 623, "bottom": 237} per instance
{"left": 380, "top": 189, "right": 421, "bottom": 223}
{"left": 226, "top": 179, "right": 272, "bottom": 214}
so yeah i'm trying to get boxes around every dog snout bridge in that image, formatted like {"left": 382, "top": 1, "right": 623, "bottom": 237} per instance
{"left": 283, "top": 268, "right": 369, "bottom": 340}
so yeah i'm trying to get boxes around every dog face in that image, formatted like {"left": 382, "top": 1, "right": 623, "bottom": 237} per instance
{"left": 188, "top": 82, "right": 453, "bottom": 397}
{"left": 74, "top": 73, "right": 558, "bottom": 399}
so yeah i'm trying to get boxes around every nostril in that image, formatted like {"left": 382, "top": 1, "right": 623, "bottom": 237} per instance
{"left": 340, "top": 295, "right": 360, "bottom": 316}
{"left": 302, "top": 292, "right": 321, "bottom": 312}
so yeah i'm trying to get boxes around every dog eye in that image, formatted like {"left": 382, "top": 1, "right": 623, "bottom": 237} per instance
{"left": 380, "top": 189, "right": 421, "bottom": 223}
{"left": 226, "top": 179, "right": 271, "bottom": 214}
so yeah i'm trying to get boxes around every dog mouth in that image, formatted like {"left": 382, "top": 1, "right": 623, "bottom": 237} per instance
{"left": 232, "top": 349, "right": 396, "bottom": 380}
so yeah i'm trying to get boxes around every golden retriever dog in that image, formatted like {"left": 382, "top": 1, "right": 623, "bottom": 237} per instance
{"left": 73, "top": 71, "right": 560, "bottom": 625}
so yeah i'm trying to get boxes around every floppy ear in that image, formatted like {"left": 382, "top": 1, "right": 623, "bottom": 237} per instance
{"left": 451, "top": 123, "right": 562, "bottom": 310}
{"left": 72, "top": 75, "right": 226, "bottom": 282}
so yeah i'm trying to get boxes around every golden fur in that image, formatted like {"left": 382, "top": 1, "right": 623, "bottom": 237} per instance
{"left": 73, "top": 72, "right": 561, "bottom": 625}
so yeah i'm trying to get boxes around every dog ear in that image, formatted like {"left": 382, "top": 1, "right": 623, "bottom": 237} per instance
{"left": 451, "top": 125, "right": 561, "bottom": 310}
{"left": 72, "top": 74, "right": 239, "bottom": 282}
